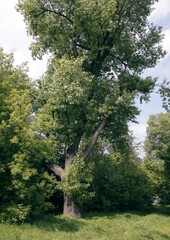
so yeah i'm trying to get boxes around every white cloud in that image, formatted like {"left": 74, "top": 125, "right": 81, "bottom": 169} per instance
{"left": 147, "top": 1, "right": 170, "bottom": 59}
{"left": 0, "top": 0, "right": 47, "bottom": 79}
{"left": 162, "top": 29, "right": 170, "bottom": 58}
{"left": 149, "top": 0, "right": 170, "bottom": 23}
{"left": 129, "top": 124, "right": 147, "bottom": 142}
{"left": 129, "top": 123, "right": 147, "bottom": 157}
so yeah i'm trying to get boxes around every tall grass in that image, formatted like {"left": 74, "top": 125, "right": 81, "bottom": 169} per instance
{"left": 0, "top": 206, "right": 170, "bottom": 240}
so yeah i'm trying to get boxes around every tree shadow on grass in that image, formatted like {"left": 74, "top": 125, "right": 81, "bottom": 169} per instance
{"left": 34, "top": 215, "right": 85, "bottom": 233}
{"left": 83, "top": 205, "right": 170, "bottom": 220}
{"left": 28, "top": 205, "right": 170, "bottom": 234}
{"left": 83, "top": 210, "right": 147, "bottom": 220}
{"left": 149, "top": 205, "right": 170, "bottom": 216}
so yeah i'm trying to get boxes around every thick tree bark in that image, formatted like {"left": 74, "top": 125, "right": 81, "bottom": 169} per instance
{"left": 63, "top": 194, "right": 81, "bottom": 218}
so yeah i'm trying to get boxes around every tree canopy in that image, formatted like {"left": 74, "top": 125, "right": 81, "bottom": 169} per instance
{"left": 18, "top": 0, "right": 164, "bottom": 74}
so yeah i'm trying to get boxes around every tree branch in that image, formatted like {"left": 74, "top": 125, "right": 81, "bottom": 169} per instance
{"left": 46, "top": 9, "right": 73, "bottom": 24}
{"left": 76, "top": 43, "right": 91, "bottom": 51}
{"left": 72, "top": 40, "right": 79, "bottom": 58}
{"left": 34, "top": 4, "right": 73, "bottom": 25}
{"left": 65, "top": 131, "right": 84, "bottom": 167}
{"left": 83, "top": 118, "right": 107, "bottom": 161}
{"left": 46, "top": 164, "right": 66, "bottom": 178}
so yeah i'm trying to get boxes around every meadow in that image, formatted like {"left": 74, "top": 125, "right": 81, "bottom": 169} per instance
{"left": 0, "top": 206, "right": 170, "bottom": 240}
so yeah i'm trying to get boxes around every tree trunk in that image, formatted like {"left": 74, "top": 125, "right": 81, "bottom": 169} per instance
{"left": 47, "top": 119, "right": 108, "bottom": 219}
{"left": 63, "top": 194, "right": 81, "bottom": 218}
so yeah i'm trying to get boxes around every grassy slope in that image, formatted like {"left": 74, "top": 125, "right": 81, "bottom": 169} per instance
{"left": 0, "top": 207, "right": 170, "bottom": 240}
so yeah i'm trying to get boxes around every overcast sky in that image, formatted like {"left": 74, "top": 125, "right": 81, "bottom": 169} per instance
{"left": 0, "top": 0, "right": 170, "bottom": 155}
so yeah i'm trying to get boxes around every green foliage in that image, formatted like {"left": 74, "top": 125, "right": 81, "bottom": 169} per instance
{"left": 59, "top": 154, "right": 94, "bottom": 205}
{"left": 144, "top": 157, "right": 164, "bottom": 190}
{"left": 145, "top": 113, "right": 170, "bottom": 162}
{"left": 144, "top": 112, "right": 170, "bottom": 175}
{"left": 0, "top": 204, "right": 31, "bottom": 223}
{"left": 144, "top": 158, "right": 170, "bottom": 205}
{"left": 84, "top": 153, "right": 153, "bottom": 211}
{"left": 36, "top": 56, "right": 139, "bottom": 163}
{"left": 144, "top": 112, "right": 170, "bottom": 204}
{"left": 17, "top": 0, "right": 165, "bottom": 74}
{"left": 0, "top": 49, "right": 56, "bottom": 222}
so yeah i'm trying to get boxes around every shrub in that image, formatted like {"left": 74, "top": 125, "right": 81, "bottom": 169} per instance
{"left": 83, "top": 153, "right": 153, "bottom": 211}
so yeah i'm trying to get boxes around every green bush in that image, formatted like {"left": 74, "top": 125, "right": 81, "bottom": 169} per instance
{"left": 0, "top": 204, "right": 31, "bottom": 223}
{"left": 83, "top": 153, "right": 153, "bottom": 211}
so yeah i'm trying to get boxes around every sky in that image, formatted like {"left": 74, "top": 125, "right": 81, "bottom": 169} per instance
{"left": 0, "top": 0, "right": 170, "bottom": 155}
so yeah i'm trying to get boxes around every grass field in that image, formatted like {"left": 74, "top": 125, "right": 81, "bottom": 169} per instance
{"left": 0, "top": 206, "right": 170, "bottom": 240}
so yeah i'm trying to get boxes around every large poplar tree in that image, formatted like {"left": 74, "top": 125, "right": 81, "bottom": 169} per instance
{"left": 17, "top": 0, "right": 165, "bottom": 217}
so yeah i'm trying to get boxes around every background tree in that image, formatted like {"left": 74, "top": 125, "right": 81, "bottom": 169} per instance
{"left": 144, "top": 112, "right": 170, "bottom": 204}
{"left": 17, "top": 0, "right": 165, "bottom": 217}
